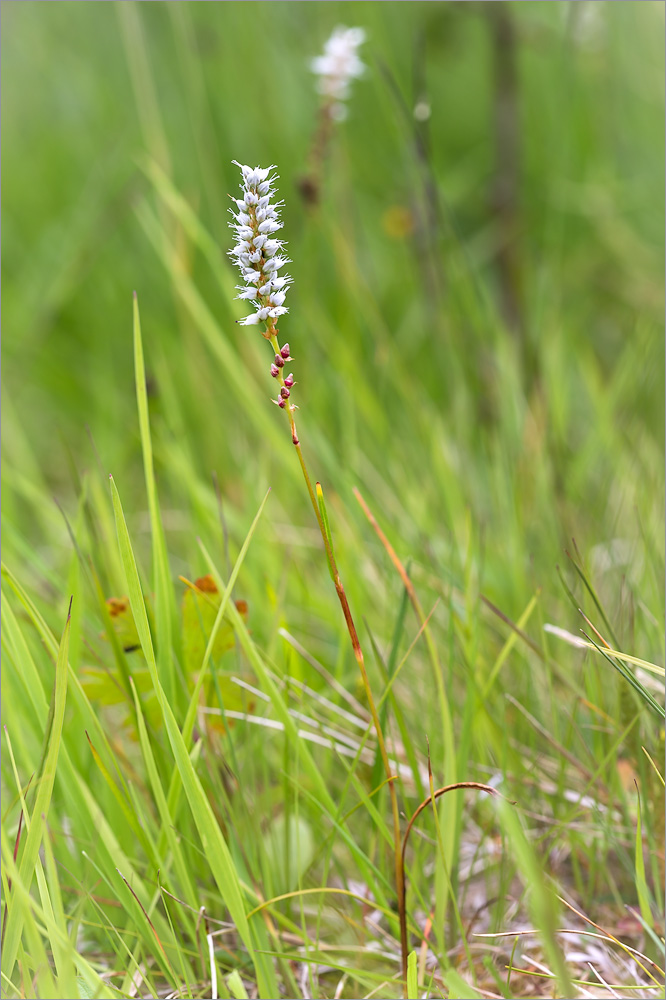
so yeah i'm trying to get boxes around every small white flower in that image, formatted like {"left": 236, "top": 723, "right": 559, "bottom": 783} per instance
{"left": 257, "top": 219, "right": 281, "bottom": 234}
{"left": 263, "top": 254, "right": 291, "bottom": 274}
{"left": 229, "top": 162, "right": 290, "bottom": 327}
{"left": 262, "top": 239, "right": 281, "bottom": 257}
{"left": 311, "top": 25, "right": 366, "bottom": 118}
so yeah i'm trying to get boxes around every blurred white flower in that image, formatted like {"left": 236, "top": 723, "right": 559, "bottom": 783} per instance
{"left": 569, "top": 0, "right": 607, "bottom": 50}
{"left": 310, "top": 26, "right": 366, "bottom": 120}
{"left": 228, "top": 162, "right": 292, "bottom": 327}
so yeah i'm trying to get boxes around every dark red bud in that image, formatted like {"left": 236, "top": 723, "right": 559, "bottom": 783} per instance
{"left": 274, "top": 353, "right": 285, "bottom": 368}
{"left": 270, "top": 363, "right": 279, "bottom": 378}
{"left": 280, "top": 386, "right": 290, "bottom": 398}
{"left": 277, "top": 396, "right": 286, "bottom": 408}
{"left": 284, "top": 373, "right": 295, "bottom": 387}
{"left": 280, "top": 343, "right": 291, "bottom": 359}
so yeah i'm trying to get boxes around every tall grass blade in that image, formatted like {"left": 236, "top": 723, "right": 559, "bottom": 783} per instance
{"left": 406, "top": 950, "right": 418, "bottom": 999}
{"left": 634, "top": 786, "right": 653, "bottom": 929}
{"left": 1, "top": 600, "right": 70, "bottom": 982}
{"left": 133, "top": 290, "right": 176, "bottom": 707}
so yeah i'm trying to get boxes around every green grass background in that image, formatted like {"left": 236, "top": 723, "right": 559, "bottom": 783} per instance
{"left": 2, "top": 3, "right": 664, "bottom": 998}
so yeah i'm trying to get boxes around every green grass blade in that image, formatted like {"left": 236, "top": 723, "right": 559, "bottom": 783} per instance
{"left": 442, "top": 967, "right": 484, "bottom": 999}
{"left": 133, "top": 290, "right": 176, "bottom": 707}
{"left": 566, "top": 551, "right": 620, "bottom": 650}
{"left": 1, "top": 592, "right": 50, "bottom": 722}
{"left": 482, "top": 591, "right": 539, "bottom": 698}
{"left": 84, "top": 731, "right": 155, "bottom": 862}
{"left": 42, "top": 823, "right": 80, "bottom": 999}
{"left": 131, "top": 677, "right": 199, "bottom": 914}
{"left": 583, "top": 631, "right": 665, "bottom": 719}
{"left": 406, "top": 950, "right": 418, "bottom": 999}
{"left": 315, "top": 482, "right": 335, "bottom": 581}
{"left": 634, "top": 786, "right": 653, "bottom": 929}
{"left": 2, "top": 600, "right": 70, "bottom": 982}
{"left": 227, "top": 969, "right": 250, "bottom": 1000}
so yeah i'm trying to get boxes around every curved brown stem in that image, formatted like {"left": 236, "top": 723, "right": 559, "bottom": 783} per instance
{"left": 399, "top": 781, "right": 515, "bottom": 973}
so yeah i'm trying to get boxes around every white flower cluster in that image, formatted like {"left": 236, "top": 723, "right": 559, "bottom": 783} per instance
{"left": 229, "top": 162, "right": 291, "bottom": 327}
{"left": 310, "top": 26, "right": 366, "bottom": 121}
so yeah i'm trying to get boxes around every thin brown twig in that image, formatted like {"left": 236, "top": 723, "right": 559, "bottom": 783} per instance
{"left": 401, "top": 781, "right": 512, "bottom": 881}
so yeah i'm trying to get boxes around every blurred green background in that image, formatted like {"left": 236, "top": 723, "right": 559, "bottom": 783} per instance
{"left": 3, "top": 0, "right": 663, "bottom": 602}
{"left": 4, "top": 1, "right": 663, "bottom": 531}
{"left": 1, "top": 3, "right": 664, "bottom": 996}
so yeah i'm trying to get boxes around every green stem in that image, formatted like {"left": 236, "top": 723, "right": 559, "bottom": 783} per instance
{"left": 268, "top": 328, "right": 409, "bottom": 990}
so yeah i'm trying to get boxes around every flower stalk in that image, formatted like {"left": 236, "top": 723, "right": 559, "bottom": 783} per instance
{"left": 299, "top": 26, "right": 366, "bottom": 205}
{"left": 229, "top": 161, "right": 409, "bottom": 988}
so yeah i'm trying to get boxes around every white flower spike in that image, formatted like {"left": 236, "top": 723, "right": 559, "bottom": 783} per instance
{"left": 228, "top": 162, "right": 292, "bottom": 332}
{"left": 229, "top": 161, "right": 300, "bottom": 422}
{"left": 310, "top": 26, "right": 366, "bottom": 121}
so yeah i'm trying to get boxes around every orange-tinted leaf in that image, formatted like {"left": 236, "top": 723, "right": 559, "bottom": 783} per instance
{"left": 181, "top": 576, "right": 248, "bottom": 673}
{"left": 181, "top": 576, "right": 253, "bottom": 733}
{"left": 101, "top": 596, "right": 141, "bottom": 653}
